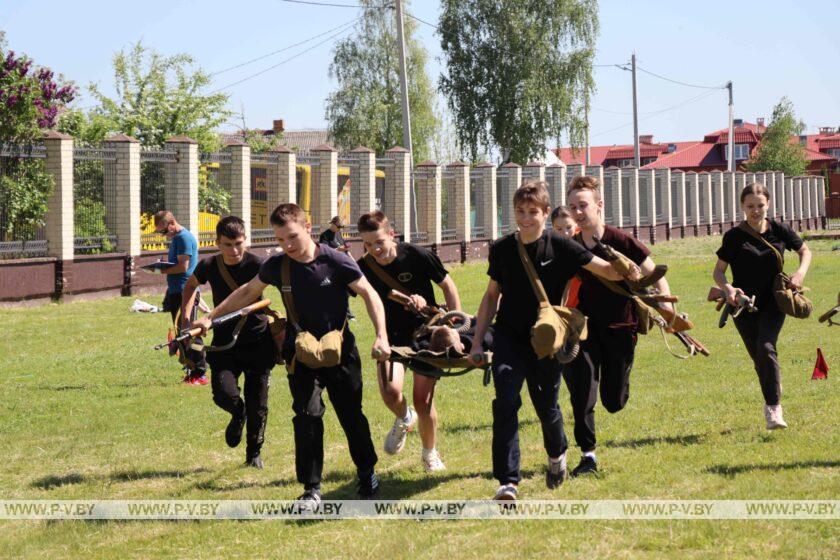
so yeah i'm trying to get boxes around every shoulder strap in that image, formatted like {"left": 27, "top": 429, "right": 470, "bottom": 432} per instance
{"left": 215, "top": 253, "right": 240, "bottom": 292}
{"left": 280, "top": 256, "right": 300, "bottom": 328}
{"left": 738, "top": 221, "right": 784, "bottom": 271}
{"left": 515, "top": 232, "right": 550, "bottom": 309}
{"left": 363, "top": 253, "right": 411, "bottom": 295}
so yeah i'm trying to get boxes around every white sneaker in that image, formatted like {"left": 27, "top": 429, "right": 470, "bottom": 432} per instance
{"left": 764, "top": 404, "right": 788, "bottom": 430}
{"left": 384, "top": 407, "right": 417, "bottom": 455}
{"left": 422, "top": 448, "right": 446, "bottom": 472}
{"left": 493, "top": 484, "right": 518, "bottom": 501}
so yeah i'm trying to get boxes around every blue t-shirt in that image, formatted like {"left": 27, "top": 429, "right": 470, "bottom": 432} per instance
{"left": 167, "top": 228, "right": 199, "bottom": 294}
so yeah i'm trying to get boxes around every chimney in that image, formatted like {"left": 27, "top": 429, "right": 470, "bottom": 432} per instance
{"left": 756, "top": 117, "right": 765, "bottom": 128}
{"left": 733, "top": 118, "right": 743, "bottom": 127}
{"left": 819, "top": 126, "right": 836, "bottom": 136}
{"left": 273, "top": 119, "right": 285, "bottom": 134}
{"left": 639, "top": 134, "right": 653, "bottom": 144}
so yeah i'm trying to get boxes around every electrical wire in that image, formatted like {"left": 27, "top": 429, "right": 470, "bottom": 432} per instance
{"left": 279, "top": 0, "right": 392, "bottom": 8}
{"left": 635, "top": 64, "right": 726, "bottom": 90}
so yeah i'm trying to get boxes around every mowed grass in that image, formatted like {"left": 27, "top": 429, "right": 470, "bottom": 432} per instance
{"left": 0, "top": 235, "right": 838, "bottom": 559}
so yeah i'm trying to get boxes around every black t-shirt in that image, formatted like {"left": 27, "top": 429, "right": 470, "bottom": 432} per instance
{"left": 258, "top": 244, "right": 362, "bottom": 358}
{"left": 575, "top": 225, "right": 651, "bottom": 330}
{"left": 193, "top": 252, "right": 269, "bottom": 346}
{"left": 488, "top": 230, "right": 593, "bottom": 342}
{"left": 318, "top": 228, "right": 346, "bottom": 249}
{"left": 357, "top": 243, "right": 448, "bottom": 343}
{"left": 716, "top": 220, "right": 803, "bottom": 309}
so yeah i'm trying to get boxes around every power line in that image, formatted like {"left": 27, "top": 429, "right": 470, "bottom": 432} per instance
{"left": 635, "top": 65, "right": 725, "bottom": 90}
{"left": 211, "top": 19, "right": 360, "bottom": 76}
{"left": 404, "top": 11, "right": 437, "bottom": 30}
{"left": 279, "top": 0, "right": 392, "bottom": 8}
{"left": 209, "top": 24, "right": 355, "bottom": 94}
{"left": 590, "top": 88, "right": 720, "bottom": 138}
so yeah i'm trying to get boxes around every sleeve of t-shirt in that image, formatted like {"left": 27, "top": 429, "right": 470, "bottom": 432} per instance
{"left": 334, "top": 250, "right": 364, "bottom": 287}
{"left": 172, "top": 235, "right": 186, "bottom": 258}
{"left": 776, "top": 221, "right": 804, "bottom": 252}
{"left": 192, "top": 257, "right": 209, "bottom": 284}
{"left": 258, "top": 255, "right": 282, "bottom": 286}
{"left": 619, "top": 234, "right": 651, "bottom": 265}
{"left": 414, "top": 245, "right": 448, "bottom": 284}
{"left": 487, "top": 239, "right": 503, "bottom": 283}
{"left": 557, "top": 236, "right": 594, "bottom": 270}
{"left": 715, "top": 230, "right": 737, "bottom": 263}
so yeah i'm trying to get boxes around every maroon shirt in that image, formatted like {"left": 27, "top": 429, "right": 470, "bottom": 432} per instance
{"left": 575, "top": 225, "right": 651, "bottom": 330}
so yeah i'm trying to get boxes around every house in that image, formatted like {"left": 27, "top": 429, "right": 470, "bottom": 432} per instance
{"left": 555, "top": 119, "right": 840, "bottom": 175}
{"left": 218, "top": 119, "right": 341, "bottom": 155}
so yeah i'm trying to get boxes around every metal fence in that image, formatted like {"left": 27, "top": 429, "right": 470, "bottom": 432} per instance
{"left": 73, "top": 147, "right": 117, "bottom": 254}
{"left": 140, "top": 149, "right": 174, "bottom": 251}
{"left": 0, "top": 144, "right": 48, "bottom": 259}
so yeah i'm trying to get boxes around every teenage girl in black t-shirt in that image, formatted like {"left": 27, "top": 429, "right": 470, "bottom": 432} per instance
{"left": 713, "top": 182, "right": 811, "bottom": 430}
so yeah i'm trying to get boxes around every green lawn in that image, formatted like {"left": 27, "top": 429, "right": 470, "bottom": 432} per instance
{"left": 0, "top": 235, "right": 838, "bottom": 559}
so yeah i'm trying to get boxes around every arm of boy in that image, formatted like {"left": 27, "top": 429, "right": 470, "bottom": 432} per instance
{"left": 468, "top": 279, "right": 501, "bottom": 366}
{"left": 349, "top": 276, "right": 391, "bottom": 362}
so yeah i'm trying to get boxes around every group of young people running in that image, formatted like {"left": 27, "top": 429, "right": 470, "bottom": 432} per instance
{"left": 159, "top": 173, "right": 809, "bottom": 504}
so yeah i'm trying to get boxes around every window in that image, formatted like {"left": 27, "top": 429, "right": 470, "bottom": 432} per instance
{"left": 619, "top": 158, "right": 634, "bottom": 168}
{"left": 726, "top": 144, "right": 750, "bottom": 161}
{"left": 827, "top": 148, "right": 840, "bottom": 159}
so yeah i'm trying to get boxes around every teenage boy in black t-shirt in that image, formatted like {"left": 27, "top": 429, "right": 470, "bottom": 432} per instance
{"left": 193, "top": 204, "right": 390, "bottom": 506}
{"left": 563, "top": 175, "right": 673, "bottom": 478}
{"left": 469, "top": 181, "right": 637, "bottom": 501}
{"left": 357, "top": 211, "right": 462, "bottom": 472}
{"left": 181, "top": 216, "right": 275, "bottom": 469}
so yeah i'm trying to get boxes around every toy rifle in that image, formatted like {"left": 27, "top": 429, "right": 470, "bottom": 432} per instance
{"left": 387, "top": 289, "right": 445, "bottom": 319}
{"left": 707, "top": 287, "right": 757, "bottom": 328}
{"left": 818, "top": 292, "right": 840, "bottom": 326}
{"left": 154, "top": 299, "right": 272, "bottom": 351}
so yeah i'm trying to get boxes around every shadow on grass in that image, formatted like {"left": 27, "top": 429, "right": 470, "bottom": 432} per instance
{"left": 603, "top": 429, "right": 733, "bottom": 449}
{"left": 31, "top": 467, "right": 211, "bottom": 489}
{"left": 443, "top": 418, "right": 538, "bottom": 435}
{"left": 43, "top": 380, "right": 176, "bottom": 391}
{"left": 704, "top": 460, "right": 840, "bottom": 478}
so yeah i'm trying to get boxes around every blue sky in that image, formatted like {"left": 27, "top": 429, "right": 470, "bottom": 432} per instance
{"left": 2, "top": 0, "right": 838, "bottom": 149}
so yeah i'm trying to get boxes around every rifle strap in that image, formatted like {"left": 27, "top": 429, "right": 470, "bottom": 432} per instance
{"left": 515, "top": 232, "right": 551, "bottom": 309}
{"left": 215, "top": 253, "right": 241, "bottom": 292}
{"left": 205, "top": 253, "right": 249, "bottom": 353}
{"left": 738, "top": 220, "right": 784, "bottom": 272}
{"left": 363, "top": 253, "right": 411, "bottom": 295}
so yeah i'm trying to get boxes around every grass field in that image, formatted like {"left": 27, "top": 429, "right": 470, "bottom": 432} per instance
{"left": 0, "top": 235, "right": 838, "bottom": 559}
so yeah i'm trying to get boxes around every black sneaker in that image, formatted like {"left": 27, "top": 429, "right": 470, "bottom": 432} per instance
{"left": 356, "top": 470, "right": 380, "bottom": 498}
{"left": 245, "top": 453, "right": 264, "bottom": 469}
{"left": 571, "top": 456, "right": 598, "bottom": 477}
{"left": 225, "top": 412, "right": 245, "bottom": 448}
{"left": 546, "top": 458, "right": 568, "bottom": 489}
{"left": 296, "top": 488, "right": 322, "bottom": 511}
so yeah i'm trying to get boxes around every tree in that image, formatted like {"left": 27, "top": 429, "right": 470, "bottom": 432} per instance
{"left": 439, "top": 0, "right": 598, "bottom": 163}
{"left": 0, "top": 33, "right": 75, "bottom": 243}
{"left": 325, "top": 1, "right": 437, "bottom": 162}
{"left": 746, "top": 97, "right": 809, "bottom": 177}
{"left": 87, "top": 41, "right": 232, "bottom": 152}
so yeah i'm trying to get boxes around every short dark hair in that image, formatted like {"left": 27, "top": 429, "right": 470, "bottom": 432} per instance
{"left": 358, "top": 210, "right": 392, "bottom": 233}
{"left": 216, "top": 215, "right": 246, "bottom": 240}
{"left": 740, "top": 182, "right": 772, "bottom": 203}
{"left": 513, "top": 181, "right": 551, "bottom": 212}
{"left": 153, "top": 210, "right": 175, "bottom": 226}
{"left": 550, "top": 205, "right": 572, "bottom": 222}
{"left": 269, "top": 203, "right": 307, "bottom": 227}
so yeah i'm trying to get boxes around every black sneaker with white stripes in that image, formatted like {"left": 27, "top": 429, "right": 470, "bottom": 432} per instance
{"left": 356, "top": 470, "right": 380, "bottom": 498}
{"left": 571, "top": 455, "right": 598, "bottom": 477}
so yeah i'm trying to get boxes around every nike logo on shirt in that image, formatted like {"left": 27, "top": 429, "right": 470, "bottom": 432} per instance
{"left": 541, "top": 259, "right": 553, "bottom": 267}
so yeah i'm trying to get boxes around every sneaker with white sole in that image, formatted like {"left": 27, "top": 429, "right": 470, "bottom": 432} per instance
{"left": 493, "top": 484, "right": 518, "bottom": 501}
{"left": 546, "top": 455, "right": 567, "bottom": 489}
{"left": 384, "top": 407, "right": 417, "bottom": 455}
{"left": 422, "top": 448, "right": 446, "bottom": 472}
{"left": 296, "top": 488, "right": 322, "bottom": 512}
{"left": 764, "top": 404, "right": 788, "bottom": 430}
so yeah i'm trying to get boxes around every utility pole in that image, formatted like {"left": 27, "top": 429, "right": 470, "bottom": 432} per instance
{"left": 395, "top": 0, "right": 412, "bottom": 155}
{"left": 726, "top": 81, "right": 734, "bottom": 172}
{"left": 394, "top": 0, "right": 415, "bottom": 238}
{"left": 584, "top": 95, "right": 590, "bottom": 166}
{"left": 631, "top": 53, "right": 640, "bottom": 168}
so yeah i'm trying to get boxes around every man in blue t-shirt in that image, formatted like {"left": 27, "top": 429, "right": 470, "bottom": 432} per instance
{"left": 154, "top": 210, "right": 207, "bottom": 385}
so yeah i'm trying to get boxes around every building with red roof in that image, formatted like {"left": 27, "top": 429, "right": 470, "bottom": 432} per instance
{"left": 555, "top": 119, "right": 840, "bottom": 175}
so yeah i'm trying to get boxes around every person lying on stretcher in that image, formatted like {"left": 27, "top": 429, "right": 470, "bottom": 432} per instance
{"left": 414, "top": 322, "right": 494, "bottom": 357}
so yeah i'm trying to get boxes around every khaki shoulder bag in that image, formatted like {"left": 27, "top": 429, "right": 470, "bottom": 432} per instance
{"left": 737, "top": 222, "right": 812, "bottom": 319}
{"left": 516, "top": 233, "right": 587, "bottom": 362}
{"left": 280, "top": 256, "right": 346, "bottom": 371}
{"left": 214, "top": 254, "right": 286, "bottom": 361}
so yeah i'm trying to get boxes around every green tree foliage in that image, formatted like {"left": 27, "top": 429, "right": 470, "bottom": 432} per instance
{"left": 87, "top": 41, "right": 232, "bottom": 152}
{"left": 746, "top": 97, "right": 809, "bottom": 177}
{"left": 439, "top": 0, "right": 598, "bottom": 163}
{"left": 325, "top": 1, "right": 436, "bottom": 162}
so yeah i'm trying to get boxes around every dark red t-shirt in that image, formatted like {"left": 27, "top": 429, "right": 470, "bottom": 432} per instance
{"left": 575, "top": 225, "right": 651, "bottom": 330}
